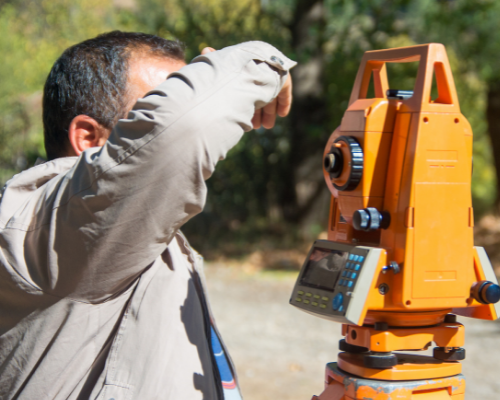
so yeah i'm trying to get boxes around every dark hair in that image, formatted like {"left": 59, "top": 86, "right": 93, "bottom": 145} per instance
{"left": 43, "top": 31, "right": 185, "bottom": 160}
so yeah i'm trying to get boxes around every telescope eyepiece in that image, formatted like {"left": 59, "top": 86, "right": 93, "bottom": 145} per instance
{"left": 324, "top": 149, "right": 343, "bottom": 177}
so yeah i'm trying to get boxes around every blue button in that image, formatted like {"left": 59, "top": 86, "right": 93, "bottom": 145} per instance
{"left": 349, "top": 254, "right": 354, "bottom": 260}
{"left": 342, "top": 271, "right": 347, "bottom": 277}
{"left": 354, "top": 264, "right": 361, "bottom": 271}
{"left": 351, "top": 272, "right": 357, "bottom": 279}
{"left": 339, "top": 279, "right": 345, "bottom": 286}
{"left": 332, "top": 293, "right": 344, "bottom": 311}
{"left": 348, "top": 281, "right": 354, "bottom": 288}
{"left": 338, "top": 305, "right": 344, "bottom": 312}
{"left": 345, "top": 262, "right": 351, "bottom": 269}
{"left": 343, "top": 280, "right": 349, "bottom": 286}
{"left": 359, "top": 256, "right": 365, "bottom": 263}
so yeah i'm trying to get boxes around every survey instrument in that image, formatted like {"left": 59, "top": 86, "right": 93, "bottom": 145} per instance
{"left": 290, "top": 43, "right": 500, "bottom": 400}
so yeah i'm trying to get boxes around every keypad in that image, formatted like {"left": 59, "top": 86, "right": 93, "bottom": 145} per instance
{"left": 294, "top": 290, "right": 329, "bottom": 309}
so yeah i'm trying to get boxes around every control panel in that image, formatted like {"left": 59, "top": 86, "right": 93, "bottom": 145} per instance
{"left": 290, "top": 240, "right": 383, "bottom": 325}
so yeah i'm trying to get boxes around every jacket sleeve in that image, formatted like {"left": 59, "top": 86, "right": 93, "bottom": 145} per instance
{"left": 13, "top": 41, "right": 296, "bottom": 302}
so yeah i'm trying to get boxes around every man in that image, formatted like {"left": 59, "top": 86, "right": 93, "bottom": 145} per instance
{"left": 0, "top": 31, "right": 294, "bottom": 399}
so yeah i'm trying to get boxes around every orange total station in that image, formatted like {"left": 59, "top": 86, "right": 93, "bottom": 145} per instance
{"left": 290, "top": 44, "right": 500, "bottom": 399}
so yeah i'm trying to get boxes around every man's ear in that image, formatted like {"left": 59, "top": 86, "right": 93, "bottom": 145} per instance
{"left": 68, "top": 115, "right": 110, "bottom": 156}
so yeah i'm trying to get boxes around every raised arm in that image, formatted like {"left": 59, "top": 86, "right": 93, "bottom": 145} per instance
{"left": 5, "top": 42, "right": 295, "bottom": 302}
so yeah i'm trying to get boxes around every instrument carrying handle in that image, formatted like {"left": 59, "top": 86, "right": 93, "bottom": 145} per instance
{"left": 348, "top": 43, "right": 460, "bottom": 112}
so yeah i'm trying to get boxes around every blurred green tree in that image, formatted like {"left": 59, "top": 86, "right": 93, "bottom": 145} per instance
{"left": 0, "top": 0, "right": 117, "bottom": 185}
{"left": 0, "top": 0, "right": 497, "bottom": 255}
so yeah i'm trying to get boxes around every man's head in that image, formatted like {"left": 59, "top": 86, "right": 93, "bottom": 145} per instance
{"left": 43, "top": 31, "right": 186, "bottom": 160}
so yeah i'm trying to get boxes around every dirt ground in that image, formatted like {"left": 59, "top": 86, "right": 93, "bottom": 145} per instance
{"left": 204, "top": 262, "right": 500, "bottom": 400}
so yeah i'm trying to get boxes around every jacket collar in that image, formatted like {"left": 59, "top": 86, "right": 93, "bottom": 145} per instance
{"left": 0, "top": 157, "right": 77, "bottom": 224}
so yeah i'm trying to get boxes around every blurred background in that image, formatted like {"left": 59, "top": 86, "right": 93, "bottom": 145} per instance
{"left": 2, "top": 1, "right": 500, "bottom": 398}
{"left": 2, "top": 0, "right": 500, "bottom": 264}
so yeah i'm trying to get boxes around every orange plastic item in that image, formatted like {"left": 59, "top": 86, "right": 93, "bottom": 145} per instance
{"left": 324, "top": 43, "right": 496, "bottom": 317}
{"left": 311, "top": 362, "right": 465, "bottom": 399}
{"left": 312, "top": 43, "right": 499, "bottom": 400}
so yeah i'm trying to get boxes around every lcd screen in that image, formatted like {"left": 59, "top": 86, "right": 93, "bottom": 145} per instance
{"left": 300, "top": 247, "right": 347, "bottom": 291}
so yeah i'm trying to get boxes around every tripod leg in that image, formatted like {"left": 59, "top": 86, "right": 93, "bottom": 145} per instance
{"left": 311, "top": 380, "right": 345, "bottom": 400}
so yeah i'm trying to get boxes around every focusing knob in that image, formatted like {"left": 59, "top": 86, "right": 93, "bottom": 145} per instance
{"left": 472, "top": 281, "right": 500, "bottom": 304}
{"left": 327, "top": 136, "right": 363, "bottom": 191}
{"left": 353, "top": 208, "right": 391, "bottom": 231}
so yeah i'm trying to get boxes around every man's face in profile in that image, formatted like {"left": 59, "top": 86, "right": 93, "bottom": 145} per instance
{"left": 67, "top": 53, "right": 186, "bottom": 156}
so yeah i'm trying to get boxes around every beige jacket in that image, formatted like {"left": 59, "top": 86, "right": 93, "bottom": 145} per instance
{"left": 0, "top": 42, "right": 295, "bottom": 399}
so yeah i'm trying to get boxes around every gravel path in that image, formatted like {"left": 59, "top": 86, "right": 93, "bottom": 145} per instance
{"left": 204, "top": 262, "right": 500, "bottom": 400}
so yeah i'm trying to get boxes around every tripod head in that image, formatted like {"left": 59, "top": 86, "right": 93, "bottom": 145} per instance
{"left": 290, "top": 44, "right": 500, "bottom": 328}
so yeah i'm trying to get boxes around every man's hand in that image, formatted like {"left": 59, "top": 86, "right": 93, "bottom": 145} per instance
{"left": 201, "top": 46, "right": 293, "bottom": 130}
{"left": 251, "top": 73, "right": 292, "bottom": 130}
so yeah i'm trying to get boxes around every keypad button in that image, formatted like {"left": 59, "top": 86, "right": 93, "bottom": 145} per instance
{"left": 349, "top": 254, "right": 355, "bottom": 260}
{"left": 320, "top": 304, "right": 326, "bottom": 309}
{"left": 295, "top": 297, "right": 302, "bottom": 302}
{"left": 298, "top": 290, "right": 304, "bottom": 295}
{"left": 339, "top": 279, "right": 345, "bottom": 286}
{"left": 342, "top": 280, "right": 348, "bottom": 287}
{"left": 354, "top": 264, "right": 361, "bottom": 271}
{"left": 348, "top": 281, "right": 354, "bottom": 288}
{"left": 332, "top": 293, "right": 344, "bottom": 310}
{"left": 345, "top": 262, "right": 351, "bottom": 269}
{"left": 354, "top": 255, "right": 360, "bottom": 261}
{"left": 359, "top": 256, "right": 365, "bottom": 263}
{"left": 351, "top": 272, "right": 357, "bottom": 279}
{"left": 305, "top": 293, "right": 312, "bottom": 297}
{"left": 303, "top": 300, "right": 310, "bottom": 304}
{"left": 313, "top": 294, "right": 320, "bottom": 299}
{"left": 338, "top": 305, "right": 344, "bottom": 312}
{"left": 322, "top": 296, "right": 329, "bottom": 301}
{"left": 311, "top": 302, "right": 318, "bottom": 306}
{"left": 342, "top": 271, "right": 347, "bottom": 277}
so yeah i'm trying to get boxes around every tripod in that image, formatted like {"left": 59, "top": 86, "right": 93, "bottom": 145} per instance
{"left": 313, "top": 313, "right": 465, "bottom": 399}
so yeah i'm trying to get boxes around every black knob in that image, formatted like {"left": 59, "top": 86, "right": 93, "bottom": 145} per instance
{"left": 444, "top": 314, "right": 457, "bottom": 323}
{"left": 353, "top": 208, "right": 391, "bottom": 231}
{"left": 471, "top": 281, "right": 500, "bottom": 304}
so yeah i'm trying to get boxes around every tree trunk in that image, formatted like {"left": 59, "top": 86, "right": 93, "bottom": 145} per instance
{"left": 280, "top": 0, "right": 327, "bottom": 223}
{"left": 486, "top": 83, "right": 500, "bottom": 212}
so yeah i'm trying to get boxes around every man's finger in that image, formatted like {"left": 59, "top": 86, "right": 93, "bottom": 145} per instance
{"left": 252, "top": 109, "right": 262, "bottom": 129}
{"left": 201, "top": 47, "right": 216, "bottom": 55}
{"left": 277, "top": 74, "right": 292, "bottom": 117}
{"left": 262, "top": 98, "right": 277, "bottom": 129}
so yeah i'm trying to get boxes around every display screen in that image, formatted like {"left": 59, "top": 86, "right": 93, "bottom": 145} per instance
{"left": 300, "top": 247, "right": 348, "bottom": 291}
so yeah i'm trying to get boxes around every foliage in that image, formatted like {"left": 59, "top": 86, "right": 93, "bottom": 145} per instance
{"left": 0, "top": 0, "right": 116, "bottom": 185}
{"left": 0, "top": 0, "right": 499, "bottom": 253}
